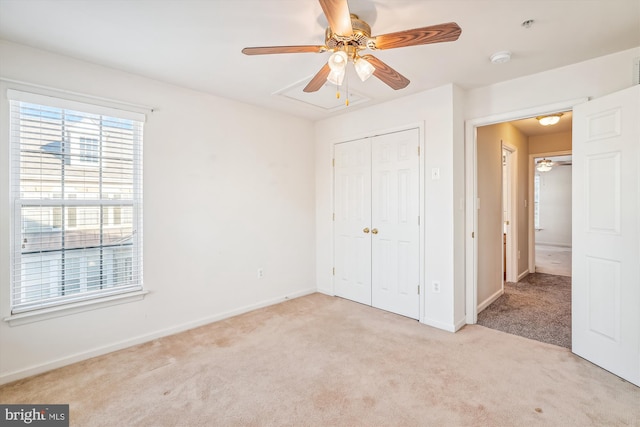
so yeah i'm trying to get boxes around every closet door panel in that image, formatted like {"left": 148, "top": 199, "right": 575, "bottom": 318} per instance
{"left": 334, "top": 138, "right": 372, "bottom": 305}
{"left": 371, "top": 129, "right": 420, "bottom": 319}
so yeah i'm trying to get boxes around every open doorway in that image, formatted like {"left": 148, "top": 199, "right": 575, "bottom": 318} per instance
{"left": 533, "top": 154, "right": 572, "bottom": 277}
{"left": 470, "top": 109, "right": 574, "bottom": 349}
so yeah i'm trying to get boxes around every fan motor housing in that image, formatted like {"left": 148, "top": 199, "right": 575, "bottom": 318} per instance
{"left": 325, "top": 14, "right": 371, "bottom": 51}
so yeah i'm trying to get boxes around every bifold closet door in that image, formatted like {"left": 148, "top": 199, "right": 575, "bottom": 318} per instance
{"left": 371, "top": 129, "right": 420, "bottom": 319}
{"left": 334, "top": 138, "right": 372, "bottom": 306}
{"left": 333, "top": 129, "right": 420, "bottom": 319}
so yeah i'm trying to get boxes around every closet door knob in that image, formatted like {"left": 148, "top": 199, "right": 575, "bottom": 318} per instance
{"left": 371, "top": 228, "right": 378, "bottom": 234}
{"left": 363, "top": 228, "right": 370, "bottom": 234}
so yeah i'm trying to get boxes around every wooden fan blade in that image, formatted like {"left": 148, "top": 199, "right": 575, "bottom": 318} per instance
{"left": 372, "top": 22, "right": 461, "bottom": 50}
{"left": 304, "top": 63, "right": 331, "bottom": 92}
{"left": 361, "top": 55, "right": 409, "bottom": 90}
{"left": 242, "top": 45, "right": 327, "bottom": 55}
{"left": 319, "top": 0, "right": 353, "bottom": 36}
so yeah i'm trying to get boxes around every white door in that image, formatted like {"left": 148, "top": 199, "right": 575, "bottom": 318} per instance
{"left": 572, "top": 85, "right": 640, "bottom": 386}
{"left": 371, "top": 129, "right": 420, "bottom": 319}
{"left": 333, "top": 129, "right": 420, "bottom": 319}
{"left": 334, "top": 138, "right": 372, "bottom": 305}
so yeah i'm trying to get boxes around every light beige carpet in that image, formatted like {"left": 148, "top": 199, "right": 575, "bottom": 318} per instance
{"left": 535, "top": 244, "right": 572, "bottom": 277}
{"left": 1, "top": 293, "right": 638, "bottom": 426}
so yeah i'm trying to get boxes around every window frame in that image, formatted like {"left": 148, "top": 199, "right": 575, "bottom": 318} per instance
{"left": 77, "top": 136, "right": 100, "bottom": 164}
{"left": 7, "top": 89, "right": 145, "bottom": 318}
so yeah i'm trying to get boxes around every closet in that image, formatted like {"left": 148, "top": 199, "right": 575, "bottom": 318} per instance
{"left": 333, "top": 128, "right": 420, "bottom": 319}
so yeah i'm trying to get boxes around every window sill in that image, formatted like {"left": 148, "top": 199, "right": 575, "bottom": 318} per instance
{"left": 3, "top": 290, "right": 149, "bottom": 327}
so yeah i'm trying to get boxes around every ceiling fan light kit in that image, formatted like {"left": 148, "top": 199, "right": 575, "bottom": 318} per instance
{"left": 242, "top": 0, "right": 462, "bottom": 100}
{"left": 327, "top": 68, "right": 346, "bottom": 86}
{"left": 354, "top": 56, "right": 375, "bottom": 81}
{"left": 328, "top": 50, "right": 348, "bottom": 71}
{"left": 536, "top": 158, "right": 553, "bottom": 172}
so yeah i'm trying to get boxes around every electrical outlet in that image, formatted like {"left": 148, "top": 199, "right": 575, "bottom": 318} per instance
{"left": 257, "top": 268, "right": 264, "bottom": 278}
{"left": 432, "top": 281, "right": 441, "bottom": 293}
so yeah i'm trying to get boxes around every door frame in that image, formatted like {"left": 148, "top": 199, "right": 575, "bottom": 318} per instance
{"left": 502, "top": 143, "right": 518, "bottom": 283}
{"left": 527, "top": 149, "right": 572, "bottom": 274}
{"left": 465, "top": 98, "right": 587, "bottom": 324}
{"left": 332, "top": 122, "right": 426, "bottom": 322}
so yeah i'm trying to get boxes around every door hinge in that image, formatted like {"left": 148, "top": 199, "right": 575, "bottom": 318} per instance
{"left": 472, "top": 231, "right": 475, "bottom": 238}
{"left": 332, "top": 267, "right": 335, "bottom": 276}
{"left": 332, "top": 158, "right": 335, "bottom": 167}
{"left": 332, "top": 212, "right": 335, "bottom": 221}
{"left": 418, "top": 146, "right": 421, "bottom": 156}
{"left": 418, "top": 285, "right": 420, "bottom": 295}
{"left": 418, "top": 215, "right": 420, "bottom": 226}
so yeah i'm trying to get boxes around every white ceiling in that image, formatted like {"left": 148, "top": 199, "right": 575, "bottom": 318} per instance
{"left": 0, "top": 0, "right": 638, "bottom": 121}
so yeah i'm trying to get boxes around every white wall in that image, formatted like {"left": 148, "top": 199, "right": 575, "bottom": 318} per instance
{"left": 466, "top": 48, "right": 640, "bottom": 119}
{"left": 536, "top": 165, "right": 572, "bottom": 246}
{"left": 452, "top": 85, "right": 466, "bottom": 325}
{"left": 0, "top": 40, "right": 316, "bottom": 384}
{"left": 315, "top": 84, "right": 466, "bottom": 332}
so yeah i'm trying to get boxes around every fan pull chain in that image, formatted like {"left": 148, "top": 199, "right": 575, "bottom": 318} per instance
{"left": 345, "top": 71, "right": 349, "bottom": 106}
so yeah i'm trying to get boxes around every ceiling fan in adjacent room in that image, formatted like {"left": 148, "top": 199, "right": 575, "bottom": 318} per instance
{"left": 242, "top": 0, "right": 462, "bottom": 96}
{"left": 536, "top": 157, "right": 572, "bottom": 172}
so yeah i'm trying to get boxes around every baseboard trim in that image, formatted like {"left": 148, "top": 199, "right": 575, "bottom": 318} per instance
{"left": 477, "top": 288, "right": 504, "bottom": 314}
{"left": 0, "top": 287, "right": 317, "bottom": 386}
{"left": 454, "top": 316, "right": 467, "bottom": 332}
{"left": 421, "top": 317, "right": 457, "bottom": 332}
{"left": 518, "top": 269, "right": 530, "bottom": 282}
{"left": 536, "top": 242, "right": 572, "bottom": 248}
{"left": 316, "top": 287, "right": 334, "bottom": 296}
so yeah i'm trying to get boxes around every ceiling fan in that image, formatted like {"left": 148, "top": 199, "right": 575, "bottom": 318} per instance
{"left": 242, "top": 0, "right": 462, "bottom": 93}
{"left": 536, "top": 158, "right": 572, "bottom": 172}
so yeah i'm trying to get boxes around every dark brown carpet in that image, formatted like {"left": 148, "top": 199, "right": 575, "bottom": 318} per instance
{"left": 477, "top": 273, "right": 571, "bottom": 349}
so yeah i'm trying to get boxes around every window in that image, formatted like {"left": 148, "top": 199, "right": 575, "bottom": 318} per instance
{"left": 78, "top": 137, "right": 99, "bottom": 164}
{"left": 9, "top": 90, "right": 144, "bottom": 314}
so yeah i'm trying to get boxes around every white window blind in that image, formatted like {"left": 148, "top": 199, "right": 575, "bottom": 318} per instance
{"left": 8, "top": 89, "right": 144, "bottom": 314}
